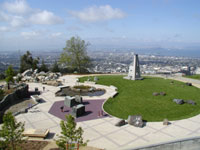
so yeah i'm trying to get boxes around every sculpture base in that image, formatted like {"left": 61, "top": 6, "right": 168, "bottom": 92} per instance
{"left": 123, "top": 76, "right": 143, "bottom": 80}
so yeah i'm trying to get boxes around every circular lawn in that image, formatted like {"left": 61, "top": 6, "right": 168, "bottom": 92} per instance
{"left": 80, "top": 75, "right": 200, "bottom": 122}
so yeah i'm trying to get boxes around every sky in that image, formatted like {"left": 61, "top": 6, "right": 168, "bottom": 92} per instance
{"left": 0, "top": 0, "right": 200, "bottom": 51}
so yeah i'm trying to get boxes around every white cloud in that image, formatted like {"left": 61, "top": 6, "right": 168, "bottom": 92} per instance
{"left": 10, "top": 16, "right": 27, "bottom": 27}
{"left": 21, "top": 31, "right": 40, "bottom": 39}
{"left": 2, "top": 0, "right": 30, "bottom": 14}
{"left": 0, "top": 26, "right": 9, "bottom": 32}
{"left": 70, "top": 5, "right": 126, "bottom": 22}
{"left": 29, "top": 10, "right": 64, "bottom": 25}
{"left": 0, "top": 0, "right": 64, "bottom": 32}
{"left": 51, "top": 32, "right": 62, "bottom": 37}
{"left": 0, "top": 11, "right": 10, "bottom": 21}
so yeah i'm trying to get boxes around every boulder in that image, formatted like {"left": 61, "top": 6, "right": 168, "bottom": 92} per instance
{"left": 173, "top": 99, "right": 184, "bottom": 105}
{"left": 22, "top": 69, "right": 33, "bottom": 76}
{"left": 127, "top": 115, "right": 143, "bottom": 128}
{"left": 153, "top": 92, "right": 159, "bottom": 96}
{"left": 46, "top": 80, "right": 62, "bottom": 86}
{"left": 160, "top": 92, "right": 166, "bottom": 96}
{"left": 75, "top": 95, "right": 83, "bottom": 103}
{"left": 89, "top": 87, "right": 95, "bottom": 92}
{"left": 163, "top": 119, "right": 169, "bottom": 125}
{"left": 94, "top": 76, "right": 98, "bottom": 81}
{"left": 64, "top": 96, "right": 76, "bottom": 107}
{"left": 33, "top": 69, "right": 39, "bottom": 74}
{"left": 186, "top": 100, "right": 196, "bottom": 105}
{"left": 38, "top": 71, "right": 46, "bottom": 76}
{"left": 71, "top": 104, "right": 85, "bottom": 118}
{"left": 115, "top": 119, "right": 126, "bottom": 127}
{"left": 186, "top": 82, "right": 192, "bottom": 86}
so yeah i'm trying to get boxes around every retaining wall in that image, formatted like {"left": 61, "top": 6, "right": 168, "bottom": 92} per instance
{"left": 0, "top": 84, "right": 29, "bottom": 123}
{"left": 131, "top": 136, "right": 200, "bottom": 150}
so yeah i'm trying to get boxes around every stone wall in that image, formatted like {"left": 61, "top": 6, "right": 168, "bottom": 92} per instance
{"left": 0, "top": 84, "right": 29, "bottom": 123}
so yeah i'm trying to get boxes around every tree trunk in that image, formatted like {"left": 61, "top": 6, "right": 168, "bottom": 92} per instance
{"left": 7, "top": 82, "right": 10, "bottom": 90}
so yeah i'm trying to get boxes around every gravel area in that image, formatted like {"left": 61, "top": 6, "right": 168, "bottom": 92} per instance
{"left": 5, "top": 98, "right": 37, "bottom": 114}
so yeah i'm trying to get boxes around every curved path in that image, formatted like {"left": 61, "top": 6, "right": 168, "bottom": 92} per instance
{"left": 14, "top": 74, "right": 200, "bottom": 150}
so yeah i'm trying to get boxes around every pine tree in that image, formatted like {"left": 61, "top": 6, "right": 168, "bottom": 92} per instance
{"left": 56, "top": 115, "right": 87, "bottom": 149}
{"left": 40, "top": 59, "right": 49, "bottom": 72}
{"left": 0, "top": 112, "right": 25, "bottom": 150}
{"left": 51, "top": 61, "right": 60, "bottom": 73}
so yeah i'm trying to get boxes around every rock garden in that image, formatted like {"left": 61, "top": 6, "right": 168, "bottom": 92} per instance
{"left": 55, "top": 85, "right": 105, "bottom": 97}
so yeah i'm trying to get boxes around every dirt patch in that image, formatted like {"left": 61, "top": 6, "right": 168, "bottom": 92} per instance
{"left": 5, "top": 98, "right": 37, "bottom": 114}
{"left": 4, "top": 140, "right": 49, "bottom": 150}
{"left": 43, "top": 141, "right": 102, "bottom": 150}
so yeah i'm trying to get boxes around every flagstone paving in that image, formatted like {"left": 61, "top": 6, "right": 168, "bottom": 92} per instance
{"left": 14, "top": 74, "right": 200, "bottom": 150}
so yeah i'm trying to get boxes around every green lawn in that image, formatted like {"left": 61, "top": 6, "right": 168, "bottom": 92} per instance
{"left": 184, "top": 75, "right": 200, "bottom": 80}
{"left": 79, "top": 75, "right": 200, "bottom": 121}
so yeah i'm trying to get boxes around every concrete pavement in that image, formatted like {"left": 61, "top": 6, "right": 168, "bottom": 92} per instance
{"left": 14, "top": 74, "right": 200, "bottom": 150}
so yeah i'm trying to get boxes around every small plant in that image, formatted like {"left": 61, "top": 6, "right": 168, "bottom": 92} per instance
{"left": 56, "top": 115, "right": 88, "bottom": 150}
{"left": 0, "top": 112, "right": 25, "bottom": 150}
{"left": 73, "top": 85, "right": 91, "bottom": 90}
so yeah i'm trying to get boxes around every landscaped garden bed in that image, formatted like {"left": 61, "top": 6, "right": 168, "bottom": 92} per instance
{"left": 79, "top": 75, "right": 200, "bottom": 121}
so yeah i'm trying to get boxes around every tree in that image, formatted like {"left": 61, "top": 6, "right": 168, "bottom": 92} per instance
{"left": 0, "top": 112, "right": 25, "bottom": 150}
{"left": 5, "top": 65, "right": 15, "bottom": 89}
{"left": 51, "top": 61, "right": 60, "bottom": 73}
{"left": 19, "top": 51, "right": 39, "bottom": 73}
{"left": 40, "top": 59, "right": 49, "bottom": 72}
{"left": 56, "top": 115, "right": 87, "bottom": 149}
{"left": 59, "top": 36, "right": 91, "bottom": 73}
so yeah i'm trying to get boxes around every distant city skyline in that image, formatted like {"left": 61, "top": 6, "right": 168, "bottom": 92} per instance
{"left": 0, "top": 0, "right": 200, "bottom": 51}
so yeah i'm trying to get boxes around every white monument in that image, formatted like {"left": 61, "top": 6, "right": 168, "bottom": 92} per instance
{"left": 124, "top": 54, "right": 143, "bottom": 80}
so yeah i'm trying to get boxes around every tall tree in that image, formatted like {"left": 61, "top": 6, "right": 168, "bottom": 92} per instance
{"left": 19, "top": 51, "right": 39, "bottom": 73}
{"left": 0, "top": 112, "right": 25, "bottom": 150}
{"left": 40, "top": 59, "right": 49, "bottom": 72}
{"left": 56, "top": 115, "right": 87, "bottom": 149}
{"left": 51, "top": 61, "right": 60, "bottom": 72}
{"left": 60, "top": 36, "right": 91, "bottom": 73}
{"left": 5, "top": 65, "right": 15, "bottom": 89}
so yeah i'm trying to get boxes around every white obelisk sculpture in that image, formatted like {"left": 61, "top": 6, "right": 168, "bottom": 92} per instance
{"left": 125, "top": 54, "right": 142, "bottom": 80}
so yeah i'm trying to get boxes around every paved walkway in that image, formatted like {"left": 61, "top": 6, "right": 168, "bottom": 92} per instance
{"left": 14, "top": 74, "right": 200, "bottom": 150}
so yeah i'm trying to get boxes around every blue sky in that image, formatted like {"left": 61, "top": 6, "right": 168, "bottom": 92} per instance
{"left": 0, "top": 0, "right": 200, "bottom": 51}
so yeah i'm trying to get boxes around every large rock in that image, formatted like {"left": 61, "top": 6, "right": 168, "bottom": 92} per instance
{"left": 64, "top": 96, "right": 76, "bottom": 107}
{"left": 115, "top": 119, "right": 126, "bottom": 127}
{"left": 127, "top": 115, "right": 143, "bottom": 127}
{"left": 33, "top": 69, "right": 39, "bottom": 74}
{"left": 38, "top": 71, "right": 47, "bottom": 76}
{"left": 160, "top": 92, "right": 166, "bottom": 96}
{"left": 186, "top": 100, "right": 196, "bottom": 105}
{"left": 75, "top": 95, "right": 83, "bottom": 103}
{"left": 153, "top": 92, "right": 159, "bottom": 96}
{"left": 186, "top": 82, "right": 192, "bottom": 86}
{"left": 94, "top": 76, "right": 98, "bottom": 81}
{"left": 22, "top": 69, "right": 33, "bottom": 76}
{"left": 46, "top": 80, "right": 62, "bottom": 86}
{"left": 71, "top": 104, "right": 85, "bottom": 118}
{"left": 173, "top": 99, "right": 184, "bottom": 105}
